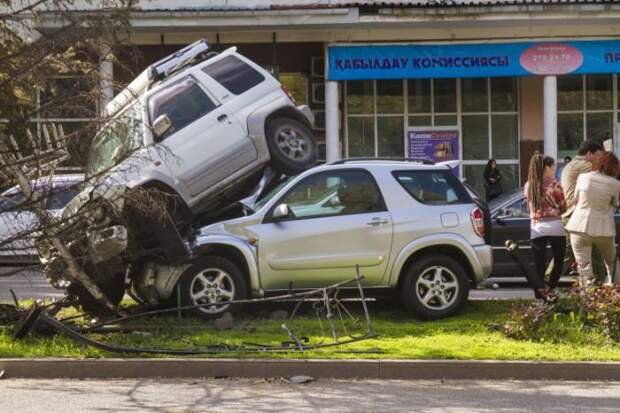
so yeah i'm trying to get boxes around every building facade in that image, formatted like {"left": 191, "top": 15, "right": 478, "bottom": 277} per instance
{"left": 38, "top": 0, "right": 620, "bottom": 195}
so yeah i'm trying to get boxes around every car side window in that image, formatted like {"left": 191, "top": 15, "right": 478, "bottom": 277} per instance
{"left": 148, "top": 76, "right": 217, "bottom": 140}
{"left": 276, "top": 170, "right": 385, "bottom": 219}
{"left": 393, "top": 170, "right": 471, "bottom": 205}
{"left": 202, "top": 55, "right": 265, "bottom": 95}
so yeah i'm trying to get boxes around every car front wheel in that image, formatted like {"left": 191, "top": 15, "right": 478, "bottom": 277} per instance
{"left": 400, "top": 255, "right": 469, "bottom": 320}
{"left": 266, "top": 118, "right": 317, "bottom": 175}
{"left": 177, "top": 256, "right": 248, "bottom": 319}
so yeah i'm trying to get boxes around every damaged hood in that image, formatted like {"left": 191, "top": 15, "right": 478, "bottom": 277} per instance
{"left": 61, "top": 182, "right": 128, "bottom": 222}
{"left": 198, "top": 213, "right": 262, "bottom": 241}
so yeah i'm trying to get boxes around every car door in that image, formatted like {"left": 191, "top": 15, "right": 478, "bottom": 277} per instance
{"left": 150, "top": 75, "right": 256, "bottom": 197}
{"left": 491, "top": 195, "right": 533, "bottom": 276}
{"left": 248, "top": 169, "right": 393, "bottom": 290}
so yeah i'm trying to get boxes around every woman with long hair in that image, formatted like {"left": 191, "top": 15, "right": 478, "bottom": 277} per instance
{"left": 524, "top": 153, "right": 567, "bottom": 299}
{"left": 566, "top": 151, "right": 620, "bottom": 287}
{"left": 483, "top": 159, "right": 502, "bottom": 201}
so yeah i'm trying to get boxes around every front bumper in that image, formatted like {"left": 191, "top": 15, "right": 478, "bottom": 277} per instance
{"left": 473, "top": 244, "right": 493, "bottom": 285}
{"left": 87, "top": 225, "right": 128, "bottom": 263}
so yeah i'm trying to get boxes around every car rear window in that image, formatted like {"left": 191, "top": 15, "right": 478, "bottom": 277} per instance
{"left": 392, "top": 170, "right": 472, "bottom": 205}
{"left": 202, "top": 55, "right": 265, "bottom": 95}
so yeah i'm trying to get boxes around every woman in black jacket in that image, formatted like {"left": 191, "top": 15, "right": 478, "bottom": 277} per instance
{"left": 483, "top": 159, "right": 503, "bottom": 201}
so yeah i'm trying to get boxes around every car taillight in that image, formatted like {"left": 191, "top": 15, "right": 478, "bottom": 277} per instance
{"left": 281, "top": 85, "right": 296, "bottom": 104}
{"left": 471, "top": 207, "right": 485, "bottom": 238}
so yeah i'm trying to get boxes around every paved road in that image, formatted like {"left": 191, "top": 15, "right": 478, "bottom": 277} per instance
{"left": 2, "top": 378, "right": 618, "bottom": 412}
{"left": 0, "top": 267, "right": 63, "bottom": 303}
{"left": 0, "top": 268, "right": 539, "bottom": 303}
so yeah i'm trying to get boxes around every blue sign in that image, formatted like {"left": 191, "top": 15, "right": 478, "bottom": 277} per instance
{"left": 328, "top": 40, "right": 620, "bottom": 80}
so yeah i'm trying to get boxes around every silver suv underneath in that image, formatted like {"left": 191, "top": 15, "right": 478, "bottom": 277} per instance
{"left": 154, "top": 160, "right": 492, "bottom": 320}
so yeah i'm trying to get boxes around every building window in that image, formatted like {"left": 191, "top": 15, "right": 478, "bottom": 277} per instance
{"left": 346, "top": 80, "right": 404, "bottom": 158}
{"left": 345, "top": 77, "right": 520, "bottom": 197}
{"left": 557, "top": 74, "right": 616, "bottom": 159}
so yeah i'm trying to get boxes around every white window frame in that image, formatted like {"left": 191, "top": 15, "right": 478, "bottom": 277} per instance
{"left": 557, "top": 74, "right": 618, "bottom": 159}
{"left": 344, "top": 77, "right": 521, "bottom": 185}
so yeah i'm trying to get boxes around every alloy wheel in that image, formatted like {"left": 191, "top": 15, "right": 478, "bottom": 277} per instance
{"left": 190, "top": 268, "right": 236, "bottom": 314}
{"left": 275, "top": 125, "right": 312, "bottom": 161}
{"left": 415, "top": 265, "right": 460, "bottom": 311}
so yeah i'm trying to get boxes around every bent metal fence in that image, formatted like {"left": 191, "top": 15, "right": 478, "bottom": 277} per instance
{"left": 8, "top": 270, "right": 379, "bottom": 355}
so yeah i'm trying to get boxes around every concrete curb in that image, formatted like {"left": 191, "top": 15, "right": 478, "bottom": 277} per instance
{"left": 1, "top": 359, "right": 619, "bottom": 380}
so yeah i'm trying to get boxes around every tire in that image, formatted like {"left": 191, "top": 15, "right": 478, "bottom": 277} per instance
{"left": 400, "top": 255, "right": 470, "bottom": 320}
{"left": 266, "top": 118, "right": 317, "bottom": 175}
{"left": 177, "top": 256, "right": 248, "bottom": 319}
{"left": 68, "top": 272, "right": 126, "bottom": 315}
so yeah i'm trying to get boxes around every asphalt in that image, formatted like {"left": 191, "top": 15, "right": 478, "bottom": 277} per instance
{"left": 2, "top": 378, "right": 619, "bottom": 413}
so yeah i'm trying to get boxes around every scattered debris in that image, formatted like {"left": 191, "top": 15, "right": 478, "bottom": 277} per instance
{"left": 214, "top": 312, "right": 234, "bottom": 330}
{"left": 131, "top": 331, "right": 152, "bottom": 338}
{"left": 255, "top": 310, "right": 270, "bottom": 319}
{"left": 269, "top": 310, "right": 288, "bottom": 320}
{"left": 0, "top": 304, "right": 22, "bottom": 325}
{"left": 11, "top": 271, "right": 378, "bottom": 355}
{"left": 288, "top": 375, "right": 315, "bottom": 384}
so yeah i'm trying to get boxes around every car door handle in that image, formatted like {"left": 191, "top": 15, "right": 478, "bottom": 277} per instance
{"left": 367, "top": 218, "right": 389, "bottom": 226}
{"left": 217, "top": 114, "right": 228, "bottom": 122}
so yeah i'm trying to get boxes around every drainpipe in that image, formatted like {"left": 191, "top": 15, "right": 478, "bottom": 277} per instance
{"left": 543, "top": 75, "right": 557, "bottom": 160}
{"left": 99, "top": 50, "right": 114, "bottom": 117}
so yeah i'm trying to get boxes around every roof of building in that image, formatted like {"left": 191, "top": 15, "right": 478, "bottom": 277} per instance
{"left": 129, "top": 0, "right": 620, "bottom": 12}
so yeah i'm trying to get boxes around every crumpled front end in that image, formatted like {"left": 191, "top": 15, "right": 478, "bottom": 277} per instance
{"left": 37, "top": 183, "right": 130, "bottom": 288}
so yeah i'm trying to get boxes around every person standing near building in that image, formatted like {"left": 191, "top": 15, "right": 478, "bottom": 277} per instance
{"left": 566, "top": 152, "right": 620, "bottom": 287}
{"left": 524, "top": 153, "right": 567, "bottom": 299}
{"left": 556, "top": 156, "right": 571, "bottom": 181}
{"left": 556, "top": 140, "right": 605, "bottom": 281}
{"left": 483, "top": 159, "right": 502, "bottom": 201}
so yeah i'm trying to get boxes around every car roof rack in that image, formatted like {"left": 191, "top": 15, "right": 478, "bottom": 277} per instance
{"left": 147, "top": 39, "right": 214, "bottom": 83}
{"left": 330, "top": 157, "right": 435, "bottom": 165}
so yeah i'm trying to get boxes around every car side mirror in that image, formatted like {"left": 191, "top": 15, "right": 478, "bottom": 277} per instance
{"left": 272, "top": 203, "right": 290, "bottom": 221}
{"left": 152, "top": 114, "right": 172, "bottom": 140}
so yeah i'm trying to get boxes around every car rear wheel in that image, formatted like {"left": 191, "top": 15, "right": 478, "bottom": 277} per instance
{"left": 266, "top": 118, "right": 317, "bottom": 175}
{"left": 177, "top": 256, "right": 248, "bottom": 319}
{"left": 400, "top": 255, "right": 469, "bottom": 320}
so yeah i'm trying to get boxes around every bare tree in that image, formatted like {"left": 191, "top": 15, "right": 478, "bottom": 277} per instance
{"left": 0, "top": 0, "right": 137, "bottom": 312}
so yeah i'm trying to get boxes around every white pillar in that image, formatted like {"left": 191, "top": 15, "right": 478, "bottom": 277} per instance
{"left": 543, "top": 75, "right": 558, "bottom": 160}
{"left": 325, "top": 80, "right": 341, "bottom": 163}
{"left": 99, "top": 52, "right": 114, "bottom": 116}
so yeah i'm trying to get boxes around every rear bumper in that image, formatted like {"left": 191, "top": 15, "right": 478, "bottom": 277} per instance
{"left": 297, "top": 104, "right": 315, "bottom": 128}
{"left": 472, "top": 244, "right": 493, "bottom": 284}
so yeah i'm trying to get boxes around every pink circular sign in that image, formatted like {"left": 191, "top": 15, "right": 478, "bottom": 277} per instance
{"left": 520, "top": 43, "right": 583, "bottom": 75}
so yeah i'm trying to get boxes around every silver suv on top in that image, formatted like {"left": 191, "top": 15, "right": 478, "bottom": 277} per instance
{"left": 38, "top": 40, "right": 317, "bottom": 309}
{"left": 161, "top": 159, "right": 492, "bottom": 320}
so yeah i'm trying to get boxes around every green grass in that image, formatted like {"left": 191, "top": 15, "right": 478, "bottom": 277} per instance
{"left": 1, "top": 300, "right": 619, "bottom": 360}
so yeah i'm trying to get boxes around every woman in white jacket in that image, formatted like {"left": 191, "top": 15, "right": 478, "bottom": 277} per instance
{"left": 566, "top": 151, "right": 620, "bottom": 287}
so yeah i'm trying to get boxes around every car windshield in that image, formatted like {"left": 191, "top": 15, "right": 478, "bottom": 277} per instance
{"left": 488, "top": 188, "right": 523, "bottom": 211}
{"left": 0, "top": 191, "right": 25, "bottom": 211}
{"left": 253, "top": 178, "right": 292, "bottom": 211}
{"left": 86, "top": 102, "right": 144, "bottom": 178}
